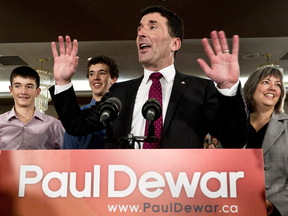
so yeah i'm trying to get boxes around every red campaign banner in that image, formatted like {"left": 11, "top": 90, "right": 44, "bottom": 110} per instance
{"left": 0, "top": 149, "right": 266, "bottom": 216}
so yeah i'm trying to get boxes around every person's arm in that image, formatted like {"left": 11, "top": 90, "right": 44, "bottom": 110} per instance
{"left": 266, "top": 199, "right": 275, "bottom": 216}
{"left": 215, "top": 80, "right": 239, "bottom": 96}
{"left": 49, "top": 85, "right": 106, "bottom": 136}
{"left": 54, "top": 82, "right": 72, "bottom": 95}
{"left": 203, "top": 80, "right": 248, "bottom": 148}
{"left": 198, "top": 31, "right": 248, "bottom": 148}
{"left": 50, "top": 35, "right": 106, "bottom": 136}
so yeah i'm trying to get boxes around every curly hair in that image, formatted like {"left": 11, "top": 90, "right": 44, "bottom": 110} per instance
{"left": 86, "top": 55, "right": 119, "bottom": 79}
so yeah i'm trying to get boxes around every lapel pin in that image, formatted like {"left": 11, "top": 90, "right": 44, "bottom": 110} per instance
{"left": 181, "top": 81, "right": 185, "bottom": 85}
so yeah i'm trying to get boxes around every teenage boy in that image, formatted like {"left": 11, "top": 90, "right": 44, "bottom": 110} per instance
{"left": 0, "top": 66, "right": 64, "bottom": 149}
{"left": 62, "top": 55, "right": 119, "bottom": 149}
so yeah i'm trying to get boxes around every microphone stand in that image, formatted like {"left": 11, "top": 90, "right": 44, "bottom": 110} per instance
{"left": 119, "top": 135, "right": 158, "bottom": 149}
{"left": 120, "top": 120, "right": 158, "bottom": 149}
{"left": 102, "top": 121, "right": 118, "bottom": 143}
{"left": 101, "top": 120, "right": 158, "bottom": 149}
{"left": 100, "top": 97, "right": 162, "bottom": 149}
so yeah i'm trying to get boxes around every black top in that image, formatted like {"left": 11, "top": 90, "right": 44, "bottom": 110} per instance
{"left": 247, "top": 122, "right": 269, "bottom": 148}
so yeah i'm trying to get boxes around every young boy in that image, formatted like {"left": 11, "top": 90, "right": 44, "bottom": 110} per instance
{"left": 62, "top": 55, "right": 119, "bottom": 149}
{"left": 0, "top": 66, "right": 64, "bottom": 149}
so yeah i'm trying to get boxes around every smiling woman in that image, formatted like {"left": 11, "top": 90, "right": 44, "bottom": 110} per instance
{"left": 244, "top": 67, "right": 285, "bottom": 118}
{"left": 243, "top": 66, "right": 288, "bottom": 216}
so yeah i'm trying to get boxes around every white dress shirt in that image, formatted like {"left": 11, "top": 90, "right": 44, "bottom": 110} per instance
{"left": 130, "top": 65, "right": 175, "bottom": 148}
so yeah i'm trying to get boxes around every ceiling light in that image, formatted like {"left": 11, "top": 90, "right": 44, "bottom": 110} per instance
{"left": 257, "top": 54, "right": 283, "bottom": 73}
{"left": 35, "top": 59, "right": 54, "bottom": 113}
{"left": 241, "top": 53, "right": 260, "bottom": 60}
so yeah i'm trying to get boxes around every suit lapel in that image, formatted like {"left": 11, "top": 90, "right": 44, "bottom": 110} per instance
{"left": 262, "top": 112, "right": 287, "bottom": 153}
{"left": 162, "top": 71, "right": 188, "bottom": 136}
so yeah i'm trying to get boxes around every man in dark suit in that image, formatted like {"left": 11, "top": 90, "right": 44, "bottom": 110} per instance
{"left": 50, "top": 6, "right": 248, "bottom": 149}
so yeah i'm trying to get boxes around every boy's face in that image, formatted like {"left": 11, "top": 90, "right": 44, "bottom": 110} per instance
{"left": 88, "top": 63, "right": 117, "bottom": 101}
{"left": 9, "top": 76, "right": 41, "bottom": 109}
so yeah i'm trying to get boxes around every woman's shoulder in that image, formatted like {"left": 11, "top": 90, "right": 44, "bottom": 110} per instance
{"left": 272, "top": 112, "right": 288, "bottom": 121}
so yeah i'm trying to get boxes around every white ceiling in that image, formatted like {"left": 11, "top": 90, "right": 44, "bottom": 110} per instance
{"left": 1, "top": 37, "right": 288, "bottom": 97}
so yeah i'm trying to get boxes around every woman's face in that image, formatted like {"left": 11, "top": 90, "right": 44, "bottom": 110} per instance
{"left": 253, "top": 75, "right": 282, "bottom": 110}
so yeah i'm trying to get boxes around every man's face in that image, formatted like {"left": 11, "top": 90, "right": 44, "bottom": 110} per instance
{"left": 88, "top": 63, "right": 117, "bottom": 101}
{"left": 136, "top": 12, "right": 177, "bottom": 71}
{"left": 9, "top": 76, "right": 40, "bottom": 109}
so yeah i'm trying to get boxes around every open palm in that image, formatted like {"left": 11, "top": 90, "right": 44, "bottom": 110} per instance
{"left": 51, "top": 36, "right": 79, "bottom": 85}
{"left": 198, "top": 31, "right": 239, "bottom": 89}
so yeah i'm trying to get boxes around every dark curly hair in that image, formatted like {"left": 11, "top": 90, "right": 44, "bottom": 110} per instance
{"left": 86, "top": 55, "right": 119, "bottom": 79}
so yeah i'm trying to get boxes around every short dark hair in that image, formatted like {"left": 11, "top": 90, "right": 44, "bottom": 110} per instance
{"left": 86, "top": 55, "right": 119, "bottom": 79}
{"left": 10, "top": 66, "right": 40, "bottom": 88}
{"left": 141, "top": 6, "right": 184, "bottom": 56}
{"left": 243, "top": 67, "right": 285, "bottom": 114}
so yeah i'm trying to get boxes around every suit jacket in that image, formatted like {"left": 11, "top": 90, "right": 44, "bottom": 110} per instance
{"left": 50, "top": 71, "right": 248, "bottom": 149}
{"left": 62, "top": 98, "right": 105, "bottom": 149}
{"left": 262, "top": 112, "right": 288, "bottom": 216}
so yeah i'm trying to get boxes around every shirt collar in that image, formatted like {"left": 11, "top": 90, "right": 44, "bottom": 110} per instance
{"left": 6, "top": 106, "right": 17, "bottom": 121}
{"left": 6, "top": 106, "right": 43, "bottom": 121}
{"left": 89, "top": 97, "right": 97, "bottom": 106}
{"left": 34, "top": 108, "right": 44, "bottom": 121}
{"left": 143, "top": 64, "right": 176, "bottom": 84}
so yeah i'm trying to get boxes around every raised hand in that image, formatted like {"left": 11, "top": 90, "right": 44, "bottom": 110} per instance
{"left": 266, "top": 200, "right": 274, "bottom": 216}
{"left": 51, "top": 36, "right": 79, "bottom": 85}
{"left": 197, "top": 31, "right": 239, "bottom": 89}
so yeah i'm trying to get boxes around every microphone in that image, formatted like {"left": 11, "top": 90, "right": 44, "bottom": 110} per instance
{"left": 142, "top": 98, "right": 162, "bottom": 141}
{"left": 99, "top": 97, "right": 122, "bottom": 123}
{"left": 142, "top": 98, "right": 162, "bottom": 122}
